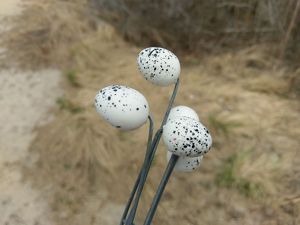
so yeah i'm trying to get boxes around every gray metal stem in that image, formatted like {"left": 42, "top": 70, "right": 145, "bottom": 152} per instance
{"left": 143, "top": 154, "right": 179, "bottom": 225}
{"left": 121, "top": 79, "right": 180, "bottom": 225}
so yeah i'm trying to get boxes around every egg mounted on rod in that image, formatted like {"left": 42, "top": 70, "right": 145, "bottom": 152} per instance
{"left": 143, "top": 110, "right": 212, "bottom": 225}
{"left": 95, "top": 85, "right": 149, "bottom": 131}
{"left": 163, "top": 116, "right": 212, "bottom": 157}
{"left": 94, "top": 47, "right": 213, "bottom": 225}
{"left": 137, "top": 47, "right": 180, "bottom": 86}
{"left": 124, "top": 47, "right": 181, "bottom": 225}
{"left": 94, "top": 84, "right": 154, "bottom": 225}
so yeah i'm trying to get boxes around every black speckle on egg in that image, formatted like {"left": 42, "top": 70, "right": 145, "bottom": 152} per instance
{"left": 137, "top": 47, "right": 180, "bottom": 86}
{"left": 95, "top": 84, "right": 149, "bottom": 130}
{"left": 163, "top": 117, "right": 212, "bottom": 157}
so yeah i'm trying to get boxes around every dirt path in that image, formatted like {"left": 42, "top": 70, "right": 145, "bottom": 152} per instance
{"left": 0, "top": 1, "right": 62, "bottom": 224}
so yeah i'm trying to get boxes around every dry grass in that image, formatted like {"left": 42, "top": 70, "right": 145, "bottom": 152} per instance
{"left": 1, "top": 0, "right": 96, "bottom": 68}
{"left": 3, "top": 0, "right": 300, "bottom": 225}
{"left": 91, "top": 0, "right": 300, "bottom": 61}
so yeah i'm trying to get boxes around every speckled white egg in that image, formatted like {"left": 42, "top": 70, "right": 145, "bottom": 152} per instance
{"left": 168, "top": 106, "right": 199, "bottom": 122}
{"left": 162, "top": 116, "right": 212, "bottom": 157}
{"left": 94, "top": 85, "right": 149, "bottom": 130}
{"left": 137, "top": 47, "right": 180, "bottom": 86}
{"left": 167, "top": 151, "right": 203, "bottom": 172}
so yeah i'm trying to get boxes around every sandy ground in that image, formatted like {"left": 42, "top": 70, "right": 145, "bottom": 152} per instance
{"left": 0, "top": 1, "right": 62, "bottom": 224}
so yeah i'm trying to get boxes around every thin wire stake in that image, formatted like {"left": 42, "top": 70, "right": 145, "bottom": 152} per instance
{"left": 124, "top": 128, "right": 160, "bottom": 225}
{"left": 124, "top": 79, "right": 180, "bottom": 225}
{"left": 137, "top": 78, "right": 180, "bottom": 202}
{"left": 143, "top": 154, "right": 179, "bottom": 225}
{"left": 161, "top": 79, "right": 180, "bottom": 126}
{"left": 120, "top": 127, "right": 164, "bottom": 225}
{"left": 119, "top": 115, "right": 154, "bottom": 225}
{"left": 141, "top": 78, "right": 180, "bottom": 184}
{"left": 120, "top": 172, "right": 140, "bottom": 225}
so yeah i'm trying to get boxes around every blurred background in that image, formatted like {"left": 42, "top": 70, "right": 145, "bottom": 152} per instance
{"left": 0, "top": 0, "right": 299, "bottom": 225}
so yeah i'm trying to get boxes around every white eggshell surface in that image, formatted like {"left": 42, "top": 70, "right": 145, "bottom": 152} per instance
{"left": 163, "top": 116, "right": 212, "bottom": 157}
{"left": 167, "top": 151, "right": 203, "bottom": 172}
{"left": 168, "top": 105, "right": 199, "bottom": 122}
{"left": 95, "top": 85, "right": 149, "bottom": 130}
{"left": 137, "top": 47, "right": 180, "bottom": 86}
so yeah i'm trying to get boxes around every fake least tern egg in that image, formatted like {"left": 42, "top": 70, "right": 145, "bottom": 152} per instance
{"left": 95, "top": 85, "right": 149, "bottom": 130}
{"left": 168, "top": 105, "right": 199, "bottom": 122}
{"left": 167, "top": 151, "right": 203, "bottom": 172}
{"left": 162, "top": 116, "right": 212, "bottom": 157}
{"left": 137, "top": 47, "right": 180, "bottom": 86}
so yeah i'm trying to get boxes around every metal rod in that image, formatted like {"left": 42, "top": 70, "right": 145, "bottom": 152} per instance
{"left": 139, "top": 78, "right": 180, "bottom": 188}
{"left": 161, "top": 79, "right": 180, "bottom": 126}
{"left": 119, "top": 115, "right": 154, "bottom": 225}
{"left": 120, "top": 172, "right": 140, "bottom": 225}
{"left": 125, "top": 116, "right": 157, "bottom": 225}
{"left": 122, "top": 79, "right": 180, "bottom": 225}
{"left": 143, "top": 154, "right": 179, "bottom": 225}
{"left": 134, "top": 78, "right": 180, "bottom": 208}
